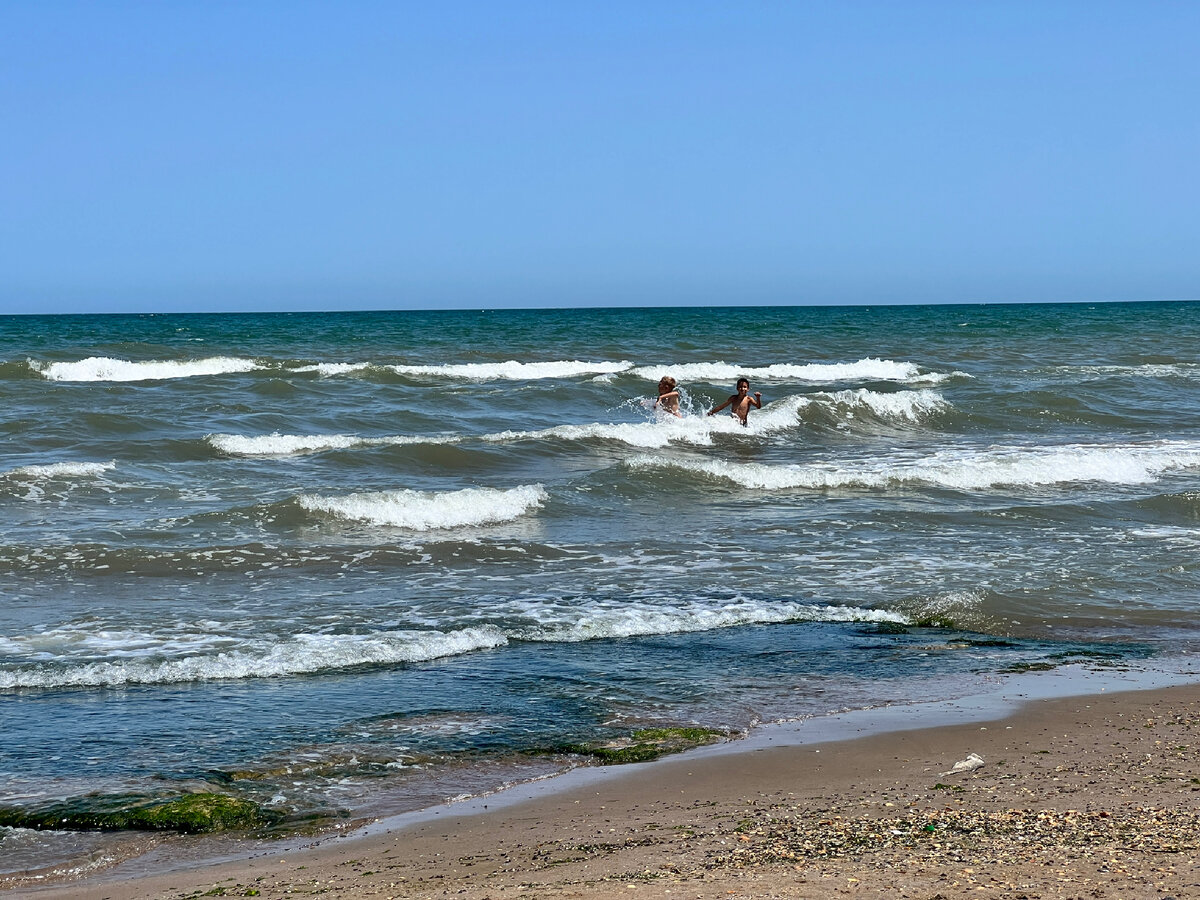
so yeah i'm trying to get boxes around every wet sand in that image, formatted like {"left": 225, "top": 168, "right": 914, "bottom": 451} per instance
{"left": 12, "top": 681, "right": 1200, "bottom": 899}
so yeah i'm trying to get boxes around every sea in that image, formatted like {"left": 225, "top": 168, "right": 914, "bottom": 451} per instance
{"left": 3, "top": 300, "right": 1200, "bottom": 880}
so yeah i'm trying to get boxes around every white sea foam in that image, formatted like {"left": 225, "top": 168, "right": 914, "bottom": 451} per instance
{"left": 0, "top": 461, "right": 115, "bottom": 481}
{"left": 828, "top": 388, "right": 950, "bottom": 421}
{"left": 1129, "top": 525, "right": 1200, "bottom": 547}
{"left": 197, "top": 389, "right": 948, "bottom": 464}
{"left": 628, "top": 439, "right": 1200, "bottom": 492}
{"left": 631, "top": 358, "right": 932, "bottom": 383}
{"left": 758, "top": 388, "right": 949, "bottom": 430}
{"left": 0, "top": 626, "right": 510, "bottom": 689}
{"left": 0, "top": 597, "right": 907, "bottom": 688}
{"left": 485, "top": 420, "right": 717, "bottom": 449}
{"left": 11, "top": 623, "right": 223, "bottom": 659}
{"left": 210, "top": 433, "right": 366, "bottom": 456}
{"left": 299, "top": 484, "right": 548, "bottom": 529}
{"left": 292, "top": 362, "right": 373, "bottom": 376}
{"left": 31, "top": 356, "right": 262, "bottom": 382}
{"left": 482, "top": 389, "right": 946, "bottom": 448}
{"left": 1051, "top": 363, "right": 1200, "bottom": 380}
{"left": 386, "top": 360, "right": 633, "bottom": 380}
{"left": 208, "top": 432, "right": 458, "bottom": 457}
{"left": 516, "top": 598, "right": 905, "bottom": 642}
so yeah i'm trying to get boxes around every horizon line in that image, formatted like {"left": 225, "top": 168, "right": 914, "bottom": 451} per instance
{"left": 2, "top": 296, "right": 1198, "bottom": 319}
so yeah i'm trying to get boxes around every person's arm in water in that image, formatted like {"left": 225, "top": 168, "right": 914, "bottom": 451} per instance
{"left": 654, "top": 390, "right": 682, "bottom": 416}
{"left": 708, "top": 395, "right": 735, "bottom": 416}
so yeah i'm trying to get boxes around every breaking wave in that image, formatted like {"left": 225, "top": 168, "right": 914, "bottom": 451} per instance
{"left": 514, "top": 598, "right": 906, "bottom": 642}
{"left": 758, "top": 388, "right": 949, "bottom": 430}
{"left": 386, "top": 360, "right": 632, "bottom": 380}
{"left": 486, "top": 420, "right": 719, "bottom": 448}
{"left": 631, "top": 358, "right": 952, "bottom": 384}
{"left": 0, "top": 461, "right": 115, "bottom": 481}
{"left": 31, "top": 356, "right": 262, "bottom": 382}
{"left": 298, "top": 484, "right": 548, "bottom": 529}
{"left": 205, "top": 389, "right": 947, "bottom": 459}
{"left": 1049, "top": 363, "right": 1200, "bottom": 381}
{"left": 207, "top": 432, "right": 459, "bottom": 457}
{"left": 0, "top": 599, "right": 904, "bottom": 689}
{"left": 292, "top": 362, "right": 372, "bottom": 376}
{"left": 24, "top": 355, "right": 956, "bottom": 388}
{"left": 0, "top": 626, "right": 510, "bottom": 689}
{"left": 627, "top": 439, "right": 1200, "bottom": 492}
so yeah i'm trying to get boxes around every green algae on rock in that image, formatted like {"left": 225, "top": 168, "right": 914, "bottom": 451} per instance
{"left": 0, "top": 791, "right": 281, "bottom": 834}
{"left": 551, "top": 726, "right": 725, "bottom": 765}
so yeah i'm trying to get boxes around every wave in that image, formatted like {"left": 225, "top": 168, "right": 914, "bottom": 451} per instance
{"left": 291, "top": 362, "right": 372, "bottom": 376}
{"left": 0, "top": 461, "right": 115, "bottom": 482}
{"left": 204, "top": 390, "right": 946, "bottom": 459}
{"left": 22, "top": 355, "right": 956, "bottom": 389}
{"left": 1048, "top": 363, "right": 1200, "bottom": 381}
{"left": 31, "top": 356, "right": 261, "bottom": 382}
{"left": 485, "top": 420, "right": 720, "bottom": 448}
{"left": 627, "top": 439, "right": 1200, "bottom": 492}
{"left": 495, "top": 390, "right": 946, "bottom": 445}
{"left": 630, "top": 358, "right": 954, "bottom": 384}
{"left": 1134, "top": 491, "right": 1200, "bottom": 518}
{"left": 0, "top": 540, "right": 575, "bottom": 577}
{"left": 207, "top": 432, "right": 460, "bottom": 457}
{"left": 0, "top": 626, "right": 509, "bottom": 689}
{"left": 298, "top": 484, "right": 548, "bottom": 529}
{"left": 289, "top": 360, "right": 634, "bottom": 380}
{"left": 206, "top": 425, "right": 706, "bottom": 457}
{"left": 0, "top": 360, "right": 43, "bottom": 381}
{"left": 0, "top": 599, "right": 904, "bottom": 689}
{"left": 386, "top": 360, "right": 633, "bottom": 380}
{"left": 758, "top": 388, "right": 949, "bottom": 431}
{"left": 513, "top": 597, "right": 906, "bottom": 642}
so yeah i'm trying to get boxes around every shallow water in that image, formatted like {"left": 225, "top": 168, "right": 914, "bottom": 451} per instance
{"left": 4, "top": 301, "right": 1200, "bottom": 871}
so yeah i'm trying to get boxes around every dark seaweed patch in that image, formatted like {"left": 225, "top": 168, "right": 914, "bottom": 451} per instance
{"left": 537, "top": 726, "right": 725, "bottom": 765}
{"left": 0, "top": 792, "right": 282, "bottom": 834}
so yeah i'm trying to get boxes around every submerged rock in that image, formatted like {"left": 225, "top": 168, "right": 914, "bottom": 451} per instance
{"left": 552, "top": 726, "right": 725, "bottom": 765}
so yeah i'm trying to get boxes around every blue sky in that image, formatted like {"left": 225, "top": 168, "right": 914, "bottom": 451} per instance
{"left": 2, "top": 1, "right": 1197, "bottom": 314}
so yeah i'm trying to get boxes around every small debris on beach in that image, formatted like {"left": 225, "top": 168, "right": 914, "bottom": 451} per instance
{"left": 941, "top": 752, "right": 985, "bottom": 775}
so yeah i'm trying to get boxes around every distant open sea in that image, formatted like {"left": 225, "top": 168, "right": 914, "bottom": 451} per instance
{"left": 4, "top": 301, "right": 1200, "bottom": 877}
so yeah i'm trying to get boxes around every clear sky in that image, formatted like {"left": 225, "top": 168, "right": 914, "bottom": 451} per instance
{"left": 2, "top": 1, "right": 1197, "bottom": 314}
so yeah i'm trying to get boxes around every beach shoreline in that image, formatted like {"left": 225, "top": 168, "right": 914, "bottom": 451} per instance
{"left": 11, "top": 671, "right": 1200, "bottom": 899}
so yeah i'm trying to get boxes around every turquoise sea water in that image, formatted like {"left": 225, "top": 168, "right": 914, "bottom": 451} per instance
{"left": 3, "top": 301, "right": 1200, "bottom": 875}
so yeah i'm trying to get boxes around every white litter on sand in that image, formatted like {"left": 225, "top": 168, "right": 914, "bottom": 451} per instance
{"left": 941, "top": 752, "right": 985, "bottom": 775}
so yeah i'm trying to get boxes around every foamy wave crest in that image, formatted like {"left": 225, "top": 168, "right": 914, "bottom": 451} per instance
{"left": 0, "top": 461, "right": 115, "bottom": 481}
{"left": 32, "top": 356, "right": 261, "bottom": 382}
{"left": 0, "top": 596, "right": 907, "bottom": 687}
{"left": 1051, "top": 363, "right": 1200, "bottom": 381}
{"left": 477, "top": 391, "right": 947, "bottom": 447}
{"left": 0, "top": 626, "right": 508, "bottom": 689}
{"left": 208, "top": 432, "right": 457, "bottom": 457}
{"left": 291, "top": 362, "right": 373, "bottom": 376}
{"left": 627, "top": 455, "right": 860, "bottom": 490}
{"left": 757, "top": 389, "right": 948, "bottom": 430}
{"left": 631, "top": 358, "right": 927, "bottom": 383}
{"left": 518, "top": 598, "right": 905, "bottom": 642}
{"left": 484, "top": 420, "right": 716, "bottom": 449}
{"left": 827, "top": 388, "right": 949, "bottom": 421}
{"left": 480, "top": 393, "right": 930, "bottom": 446}
{"left": 387, "top": 360, "right": 633, "bottom": 380}
{"left": 299, "top": 484, "right": 548, "bottom": 529}
{"left": 628, "top": 439, "right": 1200, "bottom": 492}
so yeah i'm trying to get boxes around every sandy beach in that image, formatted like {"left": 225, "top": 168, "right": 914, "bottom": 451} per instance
{"left": 8, "top": 680, "right": 1200, "bottom": 899}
